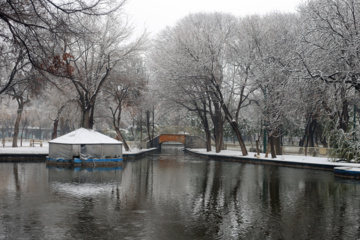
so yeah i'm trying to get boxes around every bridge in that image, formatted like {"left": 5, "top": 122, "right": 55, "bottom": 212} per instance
{"left": 147, "top": 134, "right": 206, "bottom": 150}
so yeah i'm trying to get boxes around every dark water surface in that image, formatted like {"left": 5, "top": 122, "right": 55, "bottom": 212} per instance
{"left": 1, "top": 146, "right": 360, "bottom": 240}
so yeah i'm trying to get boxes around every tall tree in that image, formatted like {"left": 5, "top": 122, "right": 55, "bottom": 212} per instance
{"left": 298, "top": 0, "right": 360, "bottom": 158}
{"left": 5, "top": 64, "right": 39, "bottom": 147}
{"left": 246, "top": 13, "right": 301, "bottom": 158}
{"left": 103, "top": 56, "right": 147, "bottom": 150}
{"left": 151, "top": 13, "right": 249, "bottom": 153}
{"left": 56, "top": 14, "right": 146, "bottom": 129}
{"left": 0, "top": 0, "right": 123, "bottom": 95}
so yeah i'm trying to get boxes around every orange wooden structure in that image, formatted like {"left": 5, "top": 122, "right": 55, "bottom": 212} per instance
{"left": 148, "top": 134, "right": 206, "bottom": 149}
{"left": 158, "top": 134, "right": 186, "bottom": 144}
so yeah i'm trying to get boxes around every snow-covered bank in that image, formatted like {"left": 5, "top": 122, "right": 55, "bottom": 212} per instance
{"left": 187, "top": 148, "right": 360, "bottom": 169}
{"left": 122, "top": 148, "right": 158, "bottom": 157}
{"left": 0, "top": 146, "right": 49, "bottom": 154}
{"left": 0, "top": 144, "right": 157, "bottom": 158}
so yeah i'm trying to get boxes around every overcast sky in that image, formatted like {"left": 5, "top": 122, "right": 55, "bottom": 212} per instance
{"left": 124, "top": 0, "right": 304, "bottom": 36}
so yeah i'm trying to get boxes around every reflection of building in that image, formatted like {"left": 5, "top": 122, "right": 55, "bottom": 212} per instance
{"left": 48, "top": 166, "right": 123, "bottom": 197}
{"left": 47, "top": 128, "right": 123, "bottom": 166}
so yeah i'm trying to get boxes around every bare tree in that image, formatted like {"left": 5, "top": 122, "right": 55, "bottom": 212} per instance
{"left": 297, "top": 0, "right": 360, "bottom": 158}
{"left": 245, "top": 13, "right": 301, "bottom": 158}
{"left": 3, "top": 53, "right": 40, "bottom": 147}
{"left": 151, "top": 13, "right": 249, "bottom": 153}
{"left": 299, "top": 0, "right": 360, "bottom": 91}
{"left": 0, "top": 0, "right": 124, "bottom": 95}
{"left": 103, "top": 56, "right": 147, "bottom": 150}
{"left": 49, "top": 13, "right": 147, "bottom": 129}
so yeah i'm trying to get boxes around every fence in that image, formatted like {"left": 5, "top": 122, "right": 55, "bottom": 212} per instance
{"left": 281, "top": 146, "right": 331, "bottom": 157}
{"left": 2, "top": 138, "right": 44, "bottom": 147}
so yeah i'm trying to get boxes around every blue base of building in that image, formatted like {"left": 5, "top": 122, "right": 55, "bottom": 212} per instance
{"left": 46, "top": 157, "right": 123, "bottom": 166}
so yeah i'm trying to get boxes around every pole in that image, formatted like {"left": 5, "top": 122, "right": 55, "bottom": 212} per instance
{"left": 354, "top": 104, "right": 357, "bottom": 141}
{"left": 263, "top": 127, "right": 267, "bottom": 153}
{"left": 263, "top": 86, "right": 267, "bottom": 153}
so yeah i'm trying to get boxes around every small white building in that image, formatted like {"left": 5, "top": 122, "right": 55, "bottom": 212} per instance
{"left": 47, "top": 128, "right": 123, "bottom": 165}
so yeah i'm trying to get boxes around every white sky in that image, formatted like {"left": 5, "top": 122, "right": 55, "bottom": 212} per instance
{"left": 124, "top": 0, "right": 304, "bottom": 37}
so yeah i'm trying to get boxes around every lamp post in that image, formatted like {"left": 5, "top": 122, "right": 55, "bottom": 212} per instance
{"left": 354, "top": 104, "right": 357, "bottom": 141}
{"left": 263, "top": 86, "right": 267, "bottom": 153}
{"left": 263, "top": 125, "right": 267, "bottom": 153}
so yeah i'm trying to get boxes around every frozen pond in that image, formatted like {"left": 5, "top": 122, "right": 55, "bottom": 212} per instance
{"left": 1, "top": 145, "right": 360, "bottom": 239}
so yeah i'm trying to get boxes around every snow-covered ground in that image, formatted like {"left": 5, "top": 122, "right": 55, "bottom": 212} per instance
{"left": 0, "top": 141, "right": 49, "bottom": 154}
{"left": 187, "top": 148, "right": 360, "bottom": 168}
{"left": 0, "top": 140, "right": 152, "bottom": 155}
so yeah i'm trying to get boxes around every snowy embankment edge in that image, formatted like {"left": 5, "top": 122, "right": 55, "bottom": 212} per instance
{"left": 185, "top": 148, "right": 360, "bottom": 171}
{"left": 123, "top": 148, "right": 158, "bottom": 159}
{"left": 0, "top": 146, "right": 158, "bottom": 160}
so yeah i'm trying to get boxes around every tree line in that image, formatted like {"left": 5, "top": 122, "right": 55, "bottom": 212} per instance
{"left": 150, "top": 0, "right": 360, "bottom": 160}
{"left": 0, "top": 0, "right": 148, "bottom": 150}
{"left": 1, "top": 0, "right": 360, "bottom": 161}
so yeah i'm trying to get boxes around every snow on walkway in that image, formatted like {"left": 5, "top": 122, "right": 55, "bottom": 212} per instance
{"left": 188, "top": 148, "right": 360, "bottom": 168}
{"left": 0, "top": 146, "right": 49, "bottom": 154}
{"left": 0, "top": 141, "right": 49, "bottom": 154}
{"left": 0, "top": 143, "right": 154, "bottom": 155}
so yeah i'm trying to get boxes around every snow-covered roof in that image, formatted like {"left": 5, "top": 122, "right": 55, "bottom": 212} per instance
{"left": 49, "top": 128, "right": 122, "bottom": 145}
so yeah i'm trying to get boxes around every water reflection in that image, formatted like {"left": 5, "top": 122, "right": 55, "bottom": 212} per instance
{"left": 48, "top": 167, "right": 122, "bottom": 198}
{"left": 1, "top": 147, "right": 360, "bottom": 239}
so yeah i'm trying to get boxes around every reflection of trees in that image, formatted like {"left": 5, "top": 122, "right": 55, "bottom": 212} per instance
{"left": 258, "top": 166, "right": 282, "bottom": 239}
{"left": 0, "top": 164, "right": 50, "bottom": 238}
{"left": 13, "top": 163, "right": 21, "bottom": 194}
{"left": 47, "top": 167, "right": 124, "bottom": 238}
{"left": 200, "top": 161, "right": 222, "bottom": 236}
{"left": 172, "top": 162, "right": 360, "bottom": 239}
{"left": 68, "top": 197, "right": 105, "bottom": 239}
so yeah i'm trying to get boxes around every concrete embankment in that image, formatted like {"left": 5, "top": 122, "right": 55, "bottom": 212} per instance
{"left": 0, "top": 153, "right": 48, "bottom": 162}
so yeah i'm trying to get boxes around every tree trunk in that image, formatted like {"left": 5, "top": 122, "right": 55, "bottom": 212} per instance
{"left": 229, "top": 121, "right": 248, "bottom": 156}
{"left": 52, "top": 104, "right": 67, "bottom": 139}
{"left": 215, "top": 126, "right": 224, "bottom": 153}
{"left": 146, "top": 110, "right": 153, "bottom": 147}
{"left": 12, "top": 109, "right": 22, "bottom": 147}
{"left": 152, "top": 106, "right": 155, "bottom": 140}
{"left": 1, "top": 128, "right": 5, "bottom": 147}
{"left": 269, "top": 135, "right": 277, "bottom": 158}
{"left": 82, "top": 108, "right": 93, "bottom": 129}
{"left": 205, "top": 127, "right": 212, "bottom": 152}
{"left": 197, "top": 101, "right": 211, "bottom": 152}
{"left": 115, "top": 127, "right": 130, "bottom": 151}
{"left": 265, "top": 141, "right": 270, "bottom": 158}
{"left": 89, "top": 103, "right": 95, "bottom": 129}
{"left": 20, "top": 126, "right": 25, "bottom": 147}
{"left": 339, "top": 87, "right": 349, "bottom": 131}
{"left": 213, "top": 102, "right": 223, "bottom": 153}
{"left": 301, "top": 118, "right": 317, "bottom": 148}
{"left": 256, "top": 140, "right": 260, "bottom": 155}
{"left": 220, "top": 101, "right": 248, "bottom": 156}
{"left": 39, "top": 126, "right": 42, "bottom": 140}
{"left": 308, "top": 120, "right": 317, "bottom": 147}
{"left": 275, "top": 136, "right": 282, "bottom": 155}
{"left": 52, "top": 119, "right": 59, "bottom": 139}
{"left": 139, "top": 111, "right": 143, "bottom": 149}
{"left": 200, "top": 107, "right": 212, "bottom": 152}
